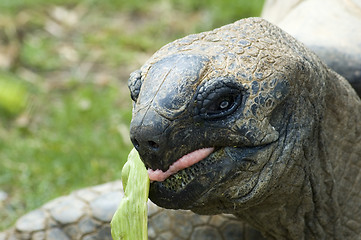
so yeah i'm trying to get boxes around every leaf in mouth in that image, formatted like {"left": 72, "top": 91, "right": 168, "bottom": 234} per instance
{"left": 111, "top": 148, "right": 150, "bottom": 240}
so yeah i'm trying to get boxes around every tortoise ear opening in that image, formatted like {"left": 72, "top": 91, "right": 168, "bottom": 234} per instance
{"left": 128, "top": 69, "right": 142, "bottom": 102}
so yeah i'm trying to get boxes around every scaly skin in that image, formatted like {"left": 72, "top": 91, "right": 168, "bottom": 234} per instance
{"left": 0, "top": 181, "right": 264, "bottom": 240}
{"left": 129, "top": 17, "right": 361, "bottom": 239}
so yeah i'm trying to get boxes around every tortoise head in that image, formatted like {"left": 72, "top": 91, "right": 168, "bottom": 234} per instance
{"left": 128, "top": 18, "right": 324, "bottom": 214}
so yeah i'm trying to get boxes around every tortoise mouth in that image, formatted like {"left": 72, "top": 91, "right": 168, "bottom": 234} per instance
{"left": 148, "top": 145, "right": 266, "bottom": 210}
{"left": 147, "top": 147, "right": 215, "bottom": 182}
{"left": 151, "top": 147, "right": 221, "bottom": 191}
{"left": 149, "top": 144, "right": 272, "bottom": 209}
{"left": 148, "top": 147, "right": 225, "bottom": 209}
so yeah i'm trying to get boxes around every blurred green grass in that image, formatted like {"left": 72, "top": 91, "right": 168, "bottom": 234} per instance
{"left": 0, "top": 0, "right": 264, "bottom": 230}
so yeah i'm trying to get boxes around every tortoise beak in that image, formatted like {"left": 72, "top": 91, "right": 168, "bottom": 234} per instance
{"left": 129, "top": 54, "right": 210, "bottom": 171}
{"left": 130, "top": 106, "right": 171, "bottom": 172}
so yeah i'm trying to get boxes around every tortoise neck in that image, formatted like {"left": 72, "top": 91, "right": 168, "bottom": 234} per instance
{"left": 320, "top": 71, "right": 361, "bottom": 236}
{"left": 234, "top": 70, "right": 361, "bottom": 239}
{"left": 234, "top": 155, "right": 343, "bottom": 239}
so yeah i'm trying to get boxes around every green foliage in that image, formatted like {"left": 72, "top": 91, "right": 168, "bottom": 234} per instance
{"left": 0, "top": 0, "right": 77, "bottom": 11}
{"left": 20, "top": 36, "right": 64, "bottom": 71}
{"left": 170, "top": 0, "right": 265, "bottom": 27}
{"left": 0, "top": 79, "right": 133, "bottom": 229}
{"left": 0, "top": 73, "right": 27, "bottom": 115}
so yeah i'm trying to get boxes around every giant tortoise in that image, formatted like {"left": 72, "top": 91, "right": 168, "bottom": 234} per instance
{"left": 1, "top": 1, "right": 361, "bottom": 239}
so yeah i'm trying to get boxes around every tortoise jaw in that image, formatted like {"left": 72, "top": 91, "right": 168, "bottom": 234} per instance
{"left": 148, "top": 146, "right": 253, "bottom": 209}
{"left": 148, "top": 143, "right": 275, "bottom": 211}
{"left": 148, "top": 148, "right": 225, "bottom": 209}
{"left": 148, "top": 147, "right": 215, "bottom": 182}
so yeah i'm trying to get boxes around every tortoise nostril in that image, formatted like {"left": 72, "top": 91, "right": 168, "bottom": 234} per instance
{"left": 131, "top": 138, "right": 140, "bottom": 150}
{"left": 131, "top": 136, "right": 160, "bottom": 152}
{"left": 148, "top": 140, "right": 160, "bottom": 150}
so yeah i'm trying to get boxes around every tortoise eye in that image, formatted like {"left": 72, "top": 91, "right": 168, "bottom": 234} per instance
{"left": 128, "top": 69, "right": 142, "bottom": 102}
{"left": 208, "top": 95, "right": 236, "bottom": 112}
{"left": 201, "top": 91, "right": 242, "bottom": 120}
{"left": 194, "top": 77, "right": 244, "bottom": 120}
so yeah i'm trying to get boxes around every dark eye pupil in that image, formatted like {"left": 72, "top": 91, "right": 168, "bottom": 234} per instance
{"left": 219, "top": 99, "right": 230, "bottom": 109}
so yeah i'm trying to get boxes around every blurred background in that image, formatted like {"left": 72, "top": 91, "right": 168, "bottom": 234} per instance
{"left": 0, "top": 0, "right": 264, "bottom": 230}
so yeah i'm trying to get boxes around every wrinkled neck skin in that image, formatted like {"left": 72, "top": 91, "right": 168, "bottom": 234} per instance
{"left": 245, "top": 73, "right": 360, "bottom": 239}
{"left": 193, "top": 69, "right": 361, "bottom": 239}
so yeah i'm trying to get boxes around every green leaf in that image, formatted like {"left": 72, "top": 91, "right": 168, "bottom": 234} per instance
{"left": 111, "top": 148, "right": 149, "bottom": 240}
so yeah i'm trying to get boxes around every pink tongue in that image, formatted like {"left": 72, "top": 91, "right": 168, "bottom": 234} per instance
{"left": 148, "top": 147, "right": 214, "bottom": 182}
